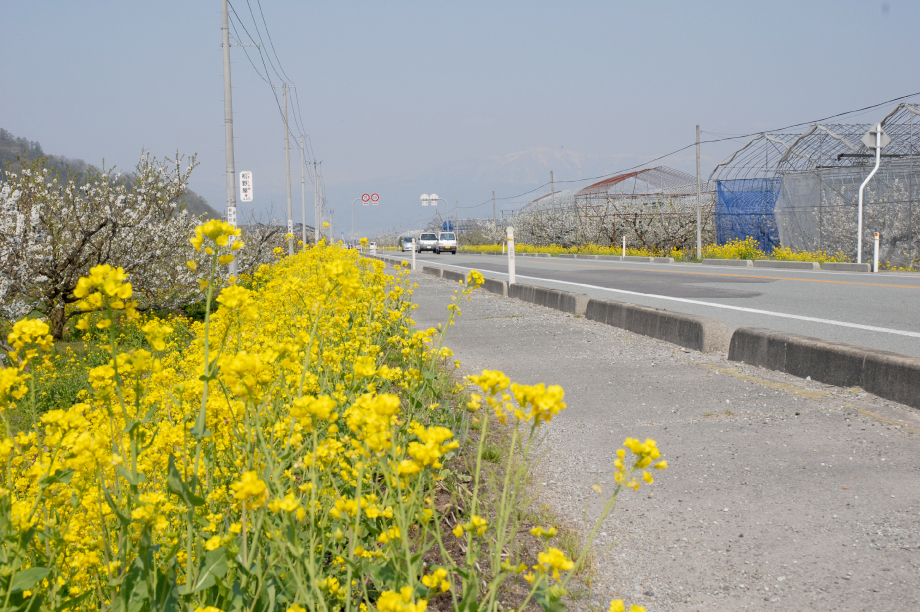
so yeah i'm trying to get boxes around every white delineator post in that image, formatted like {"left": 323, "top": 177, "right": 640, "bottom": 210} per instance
{"left": 622, "top": 236, "right": 626, "bottom": 258}
{"left": 857, "top": 124, "right": 882, "bottom": 264}
{"left": 873, "top": 232, "right": 880, "bottom": 273}
{"left": 507, "top": 226, "right": 515, "bottom": 285}
{"left": 411, "top": 238, "right": 416, "bottom": 271}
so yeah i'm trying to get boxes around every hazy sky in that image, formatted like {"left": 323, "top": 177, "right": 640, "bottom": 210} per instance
{"left": 2, "top": 1, "right": 918, "bottom": 237}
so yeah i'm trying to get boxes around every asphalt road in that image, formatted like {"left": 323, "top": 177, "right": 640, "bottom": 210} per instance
{"left": 408, "top": 253, "right": 920, "bottom": 358}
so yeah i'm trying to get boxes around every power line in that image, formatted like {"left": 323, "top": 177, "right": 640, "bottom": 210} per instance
{"left": 547, "top": 92, "right": 920, "bottom": 188}
{"left": 246, "top": 0, "right": 311, "bottom": 143}
{"left": 480, "top": 90, "right": 920, "bottom": 209}
{"left": 227, "top": 0, "right": 315, "bottom": 182}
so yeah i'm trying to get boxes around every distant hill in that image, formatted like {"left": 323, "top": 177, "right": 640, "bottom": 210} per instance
{"left": 0, "top": 128, "right": 220, "bottom": 219}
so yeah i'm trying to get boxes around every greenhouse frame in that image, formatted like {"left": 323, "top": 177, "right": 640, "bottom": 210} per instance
{"left": 710, "top": 103, "right": 920, "bottom": 264}
{"left": 502, "top": 166, "right": 715, "bottom": 250}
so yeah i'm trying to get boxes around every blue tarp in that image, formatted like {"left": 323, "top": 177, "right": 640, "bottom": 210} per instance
{"left": 714, "top": 179, "right": 782, "bottom": 252}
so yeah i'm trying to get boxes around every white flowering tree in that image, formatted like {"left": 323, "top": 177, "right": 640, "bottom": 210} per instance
{"left": 813, "top": 176, "right": 917, "bottom": 265}
{"left": 0, "top": 153, "right": 204, "bottom": 337}
{"left": 499, "top": 197, "right": 715, "bottom": 251}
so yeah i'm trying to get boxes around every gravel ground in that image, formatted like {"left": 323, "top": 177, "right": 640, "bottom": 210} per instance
{"left": 408, "top": 271, "right": 920, "bottom": 612}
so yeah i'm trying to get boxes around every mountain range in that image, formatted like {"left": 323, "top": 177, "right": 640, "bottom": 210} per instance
{"left": 0, "top": 128, "right": 220, "bottom": 219}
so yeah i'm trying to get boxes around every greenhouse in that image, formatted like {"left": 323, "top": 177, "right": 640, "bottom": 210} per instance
{"left": 505, "top": 166, "right": 715, "bottom": 250}
{"left": 710, "top": 103, "right": 920, "bottom": 264}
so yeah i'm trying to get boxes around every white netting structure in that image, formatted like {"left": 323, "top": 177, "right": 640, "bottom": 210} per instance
{"left": 496, "top": 166, "right": 715, "bottom": 250}
{"left": 710, "top": 103, "right": 920, "bottom": 263}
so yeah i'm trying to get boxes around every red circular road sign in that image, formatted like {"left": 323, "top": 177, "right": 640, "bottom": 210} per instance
{"left": 371, "top": 193, "right": 379, "bottom": 203}
{"left": 361, "top": 193, "right": 370, "bottom": 202}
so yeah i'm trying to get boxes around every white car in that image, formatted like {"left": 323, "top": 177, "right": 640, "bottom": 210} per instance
{"left": 436, "top": 232, "right": 457, "bottom": 254}
{"left": 400, "top": 236, "right": 415, "bottom": 251}
{"left": 417, "top": 232, "right": 439, "bottom": 253}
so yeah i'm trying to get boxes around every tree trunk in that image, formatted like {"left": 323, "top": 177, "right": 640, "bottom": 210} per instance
{"left": 49, "top": 302, "right": 67, "bottom": 340}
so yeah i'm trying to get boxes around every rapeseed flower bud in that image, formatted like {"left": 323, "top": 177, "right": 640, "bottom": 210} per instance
{"left": 421, "top": 567, "right": 450, "bottom": 592}
{"left": 376, "top": 587, "right": 427, "bottom": 612}
{"left": 609, "top": 600, "right": 645, "bottom": 612}
{"left": 467, "top": 370, "right": 510, "bottom": 394}
{"left": 536, "top": 547, "right": 574, "bottom": 580}
{"left": 0, "top": 367, "right": 29, "bottom": 403}
{"left": 529, "top": 526, "right": 557, "bottom": 539}
{"left": 230, "top": 471, "right": 268, "bottom": 509}
{"left": 141, "top": 320, "right": 173, "bottom": 352}
{"left": 191, "top": 219, "right": 241, "bottom": 251}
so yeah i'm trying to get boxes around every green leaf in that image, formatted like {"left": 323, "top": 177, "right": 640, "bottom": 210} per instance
{"left": 38, "top": 469, "right": 74, "bottom": 487}
{"left": 53, "top": 590, "right": 93, "bottom": 612}
{"left": 116, "top": 465, "right": 147, "bottom": 487}
{"left": 166, "top": 455, "right": 205, "bottom": 507}
{"left": 101, "top": 486, "right": 131, "bottom": 527}
{"left": 534, "top": 584, "right": 569, "bottom": 612}
{"left": 182, "top": 547, "right": 229, "bottom": 594}
{"left": 10, "top": 567, "right": 50, "bottom": 592}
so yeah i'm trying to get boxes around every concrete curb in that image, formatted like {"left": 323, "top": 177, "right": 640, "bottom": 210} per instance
{"left": 422, "top": 266, "right": 442, "bottom": 278}
{"left": 728, "top": 327, "right": 920, "bottom": 409}
{"left": 822, "top": 262, "right": 870, "bottom": 272}
{"left": 703, "top": 258, "right": 753, "bottom": 267}
{"left": 481, "top": 278, "right": 508, "bottom": 297}
{"left": 754, "top": 260, "right": 820, "bottom": 270}
{"left": 508, "top": 283, "right": 590, "bottom": 315}
{"left": 442, "top": 270, "right": 466, "bottom": 283}
{"left": 585, "top": 298, "right": 730, "bottom": 353}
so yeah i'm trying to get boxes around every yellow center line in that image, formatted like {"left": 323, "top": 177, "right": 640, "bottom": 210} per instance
{"left": 471, "top": 255, "right": 920, "bottom": 290}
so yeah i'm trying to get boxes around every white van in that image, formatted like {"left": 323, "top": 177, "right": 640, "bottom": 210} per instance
{"left": 436, "top": 232, "right": 457, "bottom": 254}
{"left": 417, "top": 232, "right": 439, "bottom": 253}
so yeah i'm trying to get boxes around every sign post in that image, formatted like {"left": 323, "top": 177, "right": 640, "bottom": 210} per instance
{"left": 857, "top": 124, "right": 889, "bottom": 263}
{"left": 506, "top": 226, "right": 515, "bottom": 285}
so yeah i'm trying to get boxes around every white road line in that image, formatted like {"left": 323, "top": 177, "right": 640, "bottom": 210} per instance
{"left": 416, "top": 259, "right": 920, "bottom": 340}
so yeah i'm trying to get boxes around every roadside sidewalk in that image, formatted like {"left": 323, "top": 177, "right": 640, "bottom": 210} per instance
{"left": 410, "top": 271, "right": 920, "bottom": 612}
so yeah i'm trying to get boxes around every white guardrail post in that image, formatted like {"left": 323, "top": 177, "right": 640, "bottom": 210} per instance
{"left": 411, "top": 238, "right": 417, "bottom": 271}
{"left": 873, "top": 232, "right": 880, "bottom": 273}
{"left": 506, "top": 226, "right": 515, "bottom": 285}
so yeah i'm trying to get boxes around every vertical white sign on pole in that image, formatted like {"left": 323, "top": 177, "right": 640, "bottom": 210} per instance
{"left": 506, "top": 226, "right": 515, "bottom": 285}
{"left": 240, "top": 171, "right": 253, "bottom": 202}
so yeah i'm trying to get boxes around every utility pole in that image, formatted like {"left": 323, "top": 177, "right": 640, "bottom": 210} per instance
{"left": 696, "top": 124, "right": 702, "bottom": 260}
{"left": 313, "top": 160, "right": 319, "bottom": 243}
{"left": 550, "top": 171, "right": 555, "bottom": 208}
{"left": 221, "top": 0, "right": 238, "bottom": 275}
{"left": 283, "top": 84, "right": 294, "bottom": 255}
{"left": 492, "top": 190, "right": 496, "bottom": 222}
{"left": 300, "top": 134, "right": 306, "bottom": 250}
